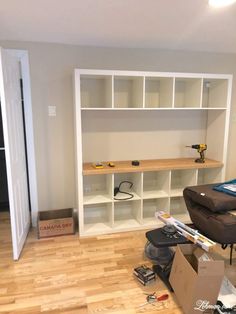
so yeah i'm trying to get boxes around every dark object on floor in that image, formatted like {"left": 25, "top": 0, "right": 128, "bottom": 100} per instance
{"left": 139, "top": 292, "right": 169, "bottom": 308}
{"left": 145, "top": 227, "right": 191, "bottom": 291}
{"left": 183, "top": 183, "right": 236, "bottom": 265}
{"left": 133, "top": 265, "right": 156, "bottom": 285}
{"left": 145, "top": 243, "right": 174, "bottom": 265}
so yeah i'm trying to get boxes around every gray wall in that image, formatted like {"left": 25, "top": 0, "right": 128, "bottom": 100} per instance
{"left": 1, "top": 41, "right": 235, "bottom": 221}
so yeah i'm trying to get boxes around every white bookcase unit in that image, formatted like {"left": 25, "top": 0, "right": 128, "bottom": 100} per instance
{"left": 74, "top": 69, "right": 232, "bottom": 237}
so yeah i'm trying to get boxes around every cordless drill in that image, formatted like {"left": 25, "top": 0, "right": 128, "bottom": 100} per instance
{"left": 186, "top": 144, "right": 207, "bottom": 163}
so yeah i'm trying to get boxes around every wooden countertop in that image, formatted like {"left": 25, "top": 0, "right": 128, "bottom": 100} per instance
{"left": 83, "top": 158, "right": 223, "bottom": 175}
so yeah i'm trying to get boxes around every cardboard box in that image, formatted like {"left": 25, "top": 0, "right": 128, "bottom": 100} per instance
{"left": 169, "top": 244, "right": 224, "bottom": 314}
{"left": 38, "top": 208, "right": 75, "bottom": 238}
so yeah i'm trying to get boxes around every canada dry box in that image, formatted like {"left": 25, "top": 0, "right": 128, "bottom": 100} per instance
{"left": 37, "top": 208, "right": 75, "bottom": 238}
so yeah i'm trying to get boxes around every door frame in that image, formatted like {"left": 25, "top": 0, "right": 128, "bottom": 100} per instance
{"left": 8, "top": 49, "right": 39, "bottom": 226}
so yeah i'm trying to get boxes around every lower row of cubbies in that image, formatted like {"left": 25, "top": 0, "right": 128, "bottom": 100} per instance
{"left": 83, "top": 197, "right": 188, "bottom": 235}
{"left": 80, "top": 160, "right": 223, "bottom": 236}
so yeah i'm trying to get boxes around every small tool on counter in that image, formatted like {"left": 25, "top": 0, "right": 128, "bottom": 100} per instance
{"left": 108, "top": 162, "right": 115, "bottom": 167}
{"left": 92, "top": 162, "right": 104, "bottom": 169}
{"left": 186, "top": 144, "right": 207, "bottom": 163}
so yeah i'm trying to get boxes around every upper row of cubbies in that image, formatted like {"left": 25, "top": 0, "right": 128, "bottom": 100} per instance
{"left": 79, "top": 72, "right": 228, "bottom": 109}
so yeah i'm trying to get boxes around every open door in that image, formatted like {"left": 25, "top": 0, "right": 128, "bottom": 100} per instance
{"left": 0, "top": 48, "right": 30, "bottom": 260}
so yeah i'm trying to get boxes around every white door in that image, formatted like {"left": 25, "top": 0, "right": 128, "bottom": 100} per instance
{"left": 0, "top": 48, "right": 30, "bottom": 260}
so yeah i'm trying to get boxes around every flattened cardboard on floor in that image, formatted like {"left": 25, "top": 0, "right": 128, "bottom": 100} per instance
{"left": 169, "top": 244, "right": 224, "bottom": 314}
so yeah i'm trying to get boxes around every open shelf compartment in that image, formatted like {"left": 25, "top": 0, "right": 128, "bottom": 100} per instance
{"left": 197, "top": 168, "right": 222, "bottom": 185}
{"left": 114, "top": 76, "right": 144, "bottom": 108}
{"left": 83, "top": 203, "right": 113, "bottom": 234}
{"left": 83, "top": 174, "right": 113, "bottom": 204}
{"left": 114, "top": 172, "right": 142, "bottom": 201}
{"left": 143, "top": 170, "right": 170, "bottom": 199}
{"left": 174, "top": 78, "right": 202, "bottom": 108}
{"left": 171, "top": 169, "right": 197, "bottom": 197}
{"left": 114, "top": 200, "right": 141, "bottom": 229}
{"left": 80, "top": 74, "right": 112, "bottom": 108}
{"left": 170, "top": 196, "right": 190, "bottom": 223}
{"left": 145, "top": 77, "right": 173, "bottom": 108}
{"left": 143, "top": 197, "right": 169, "bottom": 226}
{"left": 202, "top": 79, "right": 228, "bottom": 108}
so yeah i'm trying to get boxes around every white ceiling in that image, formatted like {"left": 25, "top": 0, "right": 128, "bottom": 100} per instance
{"left": 1, "top": 0, "right": 236, "bottom": 53}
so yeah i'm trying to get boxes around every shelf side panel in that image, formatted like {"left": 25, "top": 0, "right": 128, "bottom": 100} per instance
{"left": 205, "top": 110, "right": 226, "bottom": 163}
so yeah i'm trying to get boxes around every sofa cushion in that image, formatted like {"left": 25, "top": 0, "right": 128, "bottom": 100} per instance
{"left": 183, "top": 184, "right": 236, "bottom": 213}
{"left": 183, "top": 185, "right": 236, "bottom": 244}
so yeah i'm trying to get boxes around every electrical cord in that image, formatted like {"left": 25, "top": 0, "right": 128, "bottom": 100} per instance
{"left": 114, "top": 181, "right": 134, "bottom": 200}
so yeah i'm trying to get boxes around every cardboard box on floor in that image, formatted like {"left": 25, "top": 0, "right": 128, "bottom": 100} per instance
{"left": 37, "top": 208, "right": 75, "bottom": 238}
{"left": 169, "top": 244, "right": 224, "bottom": 314}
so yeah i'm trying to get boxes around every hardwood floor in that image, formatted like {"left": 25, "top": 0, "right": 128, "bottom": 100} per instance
{"left": 0, "top": 212, "right": 235, "bottom": 314}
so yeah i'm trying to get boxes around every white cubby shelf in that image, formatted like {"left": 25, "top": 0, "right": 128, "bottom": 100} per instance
{"left": 74, "top": 69, "right": 232, "bottom": 236}
{"left": 79, "top": 158, "right": 223, "bottom": 236}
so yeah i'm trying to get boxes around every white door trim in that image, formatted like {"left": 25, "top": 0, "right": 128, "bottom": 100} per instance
{"left": 7, "top": 49, "right": 39, "bottom": 226}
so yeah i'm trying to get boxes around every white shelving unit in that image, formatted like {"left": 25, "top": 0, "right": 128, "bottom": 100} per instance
{"left": 74, "top": 69, "right": 232, "bottom": 237}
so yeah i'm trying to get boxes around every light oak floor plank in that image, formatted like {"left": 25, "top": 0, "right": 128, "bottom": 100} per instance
{"left": 0, "top": 212, "right": 235, "bottom": 313}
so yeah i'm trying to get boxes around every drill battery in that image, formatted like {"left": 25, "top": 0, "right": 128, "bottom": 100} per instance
{"left": 133, "top": 265, "right": 156, "bottom": 285}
